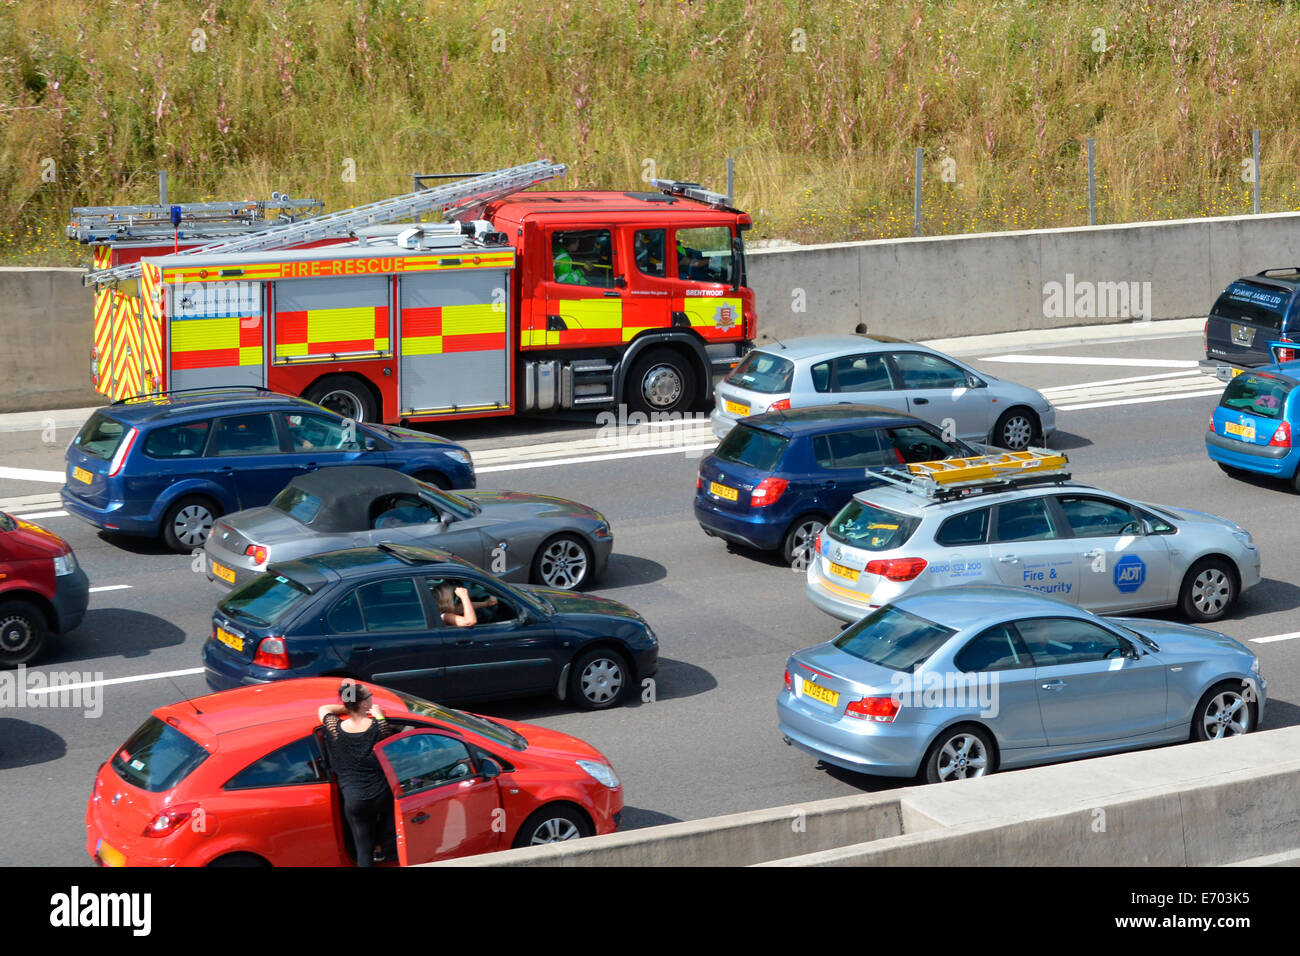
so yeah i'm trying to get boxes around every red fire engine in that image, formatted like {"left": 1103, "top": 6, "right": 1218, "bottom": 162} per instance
{"left": 70, "top": 161, "right": 756, "bottom": 423}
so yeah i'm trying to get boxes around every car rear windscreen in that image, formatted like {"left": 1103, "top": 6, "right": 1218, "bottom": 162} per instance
{"left": 271, "top": 486, "right": 323, "bottom": 524}
{"left": 725, "top": 351, "right": 795, "bottom": 394}
{"left": 833, "top": 605, "right": 956, "bottom": 672}
{"left": 827, "top": 500, "right": 919, "bottom": 551}
{"left": 71, "top": 412, "right": 128, "bottom": 460}
{"left": 111, "top": 716, "right": 208, "bottom": 792}
{"left": 1211, "top": 281, "right": 1290, "bottom": 331}
{"left": 219, "top": 573, "right": 311, "bottom": 626}
{"left": 714, "top": 424, "right": 789, "bottom": 471}
{"left": 1219, "top": 371, "right": 1294, "bottom": 420}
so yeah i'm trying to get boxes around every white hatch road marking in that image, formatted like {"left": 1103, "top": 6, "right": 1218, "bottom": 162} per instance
{"left": 1055, "top": 388, "right": 1224, "bottom": 411}
{"left": 0, "top": 466, "right": 66, "bottom": 483}
{"left": 88, "top": 584, "right": 132, "bottom": 593}
{"left": 981, "top": 355, "right": 1199, "bottom": 369}
{"left": 479, "top": 443, "right": 717, "bottom": 473}
{"left": 14, "top": 509, "right": 68, "bottom": 519}
{"left": 1250, "top": 632, "right": 1300, "bottom": 644}
{"left": 1040, "top": 370, "right": 1203, "bottom": 392}
{"left": 24, "top": 666, "right": 205, "bottom": 697}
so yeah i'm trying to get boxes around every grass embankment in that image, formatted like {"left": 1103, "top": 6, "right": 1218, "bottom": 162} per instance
{"left": 2, "top": 0, "right": 1299, "bottom": 265}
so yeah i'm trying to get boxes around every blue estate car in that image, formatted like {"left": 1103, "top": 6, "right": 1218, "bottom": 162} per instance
{"left": 62, "top": 388, "right": 474, "bottom": 552}
{"left": 1206, "top": 363, "right": 1300, "bottom": 489}
{"left": 694, "top": 405, "right": 978, "bottom": 565}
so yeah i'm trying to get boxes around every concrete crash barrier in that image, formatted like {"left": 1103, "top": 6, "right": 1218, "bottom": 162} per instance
{"left": 0, "top": 267, "right": 97, "bottom": 413}
{"left": 433, "top": 726, "right": 1300, "bottom": 867}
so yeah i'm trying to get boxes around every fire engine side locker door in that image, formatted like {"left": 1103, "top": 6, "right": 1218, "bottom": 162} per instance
{"left": 397, "top": 266, "right": 513, "bottom": 415}
{"left": 165, "top": 274, "right": 267, "bottom": 392}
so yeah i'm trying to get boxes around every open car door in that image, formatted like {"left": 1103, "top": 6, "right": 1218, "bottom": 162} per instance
{"left": 372, "top": 728, "right": 505, "bottom": 865}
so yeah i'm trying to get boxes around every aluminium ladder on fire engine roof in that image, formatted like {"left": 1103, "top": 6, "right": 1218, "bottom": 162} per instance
{"left": 67, "top": 196, "right": 325, "bottom": 244}
{"left": 82, "top": 160, "right": 567, "bottom": 287}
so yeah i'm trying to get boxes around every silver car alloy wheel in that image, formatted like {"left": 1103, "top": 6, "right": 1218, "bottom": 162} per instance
{"left": 579, "top": 657, "right": 624, "bottom": 705}
{"left": 0, "top": 614, "right": 34, "bottom": 654}
{"left": 318, "top": 388, "right": 364, "bottom": 422}
{"left": 1192, "top": 568, "right": 1232, "bottom": 615}
{"left": 789, "top": 518, "right": 825, "bottom": 569}
{"left": 1001, "top": 415, "right": 1033, "bottom": 450}
{"left": 1203, "top": 690, "right": 1251, "bottom": 738}
{"left": 539, "top": 539, "right": 588, "bottom": 590}
{"left": 642, "top": 364, "right": 684, "bottom": 409}
{"left": 173, "top": 504, "right": 215, "bottom": 547}
{"left": 529, "top": 817, "right": 582, "bottom": 844}
{"left": 936, "top": 733, "right": 989, "bottom": 781}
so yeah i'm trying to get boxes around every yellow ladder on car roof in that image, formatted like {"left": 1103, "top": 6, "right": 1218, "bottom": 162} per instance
{"left": 905, "top": 449, "right": 1069, "bottom": 485}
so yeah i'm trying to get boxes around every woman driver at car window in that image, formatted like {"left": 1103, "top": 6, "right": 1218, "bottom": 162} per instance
{"left": 434, "top": 582, "right": 497, "bottom": 627}
{"left": 317, "top": 680, "right": 398, "bottom": 867}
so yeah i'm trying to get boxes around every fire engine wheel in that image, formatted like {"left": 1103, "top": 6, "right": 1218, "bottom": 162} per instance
{"left": 626, "top": 350, "right": 696, "bottom": 416}
{"left": 162, "top": 496, "right": 221, "bottom": 553}
{"left": 304, "top": 376, "right": 377, "bottom": 423}
{"left": 0, "top": 600, "right": 49, "bottom": 668}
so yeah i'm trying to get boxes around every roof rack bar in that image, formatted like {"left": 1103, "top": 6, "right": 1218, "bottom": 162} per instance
{"left": 870, "top": 448, "right": 1071, "bottom": 502}
{"left": 112, "top": 385, "right": 277, "bottom": 405}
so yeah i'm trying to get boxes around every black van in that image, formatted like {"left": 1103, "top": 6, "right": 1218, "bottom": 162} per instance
{"left": 1202, "top": 270, "right": 1300, "bottom": 374}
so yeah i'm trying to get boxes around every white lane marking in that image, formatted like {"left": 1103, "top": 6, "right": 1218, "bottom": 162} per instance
{"left": 88, "top": 584, "right": 132, "bottom": 593}
{"left": 981, "top": 355, "right": 1199, "bottom": 368}
{"left": 1056, "top": 388, "right": 1224, "bottom": 411}
{"left": 1250, "top": 632, "right": 1300, "bottom": 644}
{"left": 23, "top": 666, "right": 205, "bottom": 697}
{"left": 1040, "top": 370, "right": 1203, "bottom": 393}
{"left": 478, "top": 443, "right": 717, "bottom": 473}
{"left": 0, "top": 466, "right": 64, "bottom": 483}
{"left": 13, "top": 509, "right": 68, "bottom": 519}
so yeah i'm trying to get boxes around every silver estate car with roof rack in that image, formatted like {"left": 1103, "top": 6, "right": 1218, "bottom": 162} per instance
{"left": 711, "top": 334, "right": 1055, "bottom": 451}
{"left": 805, "top": 450, "right": 1260, "bottom": 625}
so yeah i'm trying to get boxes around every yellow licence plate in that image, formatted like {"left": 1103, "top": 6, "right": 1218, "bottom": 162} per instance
{"left": 216, "top": 626, "right": 244, "bottom": 652}
{"left": 1224, "top": 421, "right": 1256, "bottom": 440}
{"left": 97, "top": 839, "right": 126, "bottom": 867}
{"left": 709, "top": 481, "right": 739, "bottom": 502}
{"left": 724, "top": 399, "right": 750, "bottom": 416}
{"left": 801, "top": 680, "right": 839, "bottom": 707}
{"left": 211, "top": 562, "right": 236, "bottom": 584}
{"left": 73, "top": 466, "right": 93, "bottom": 484}
{"left": 829, "top": 562, "right": 860, "bottom": 582}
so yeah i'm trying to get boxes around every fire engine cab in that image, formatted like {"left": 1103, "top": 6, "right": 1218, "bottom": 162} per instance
{"left": 70, "top": 161, "right": 756, "bottom": 424}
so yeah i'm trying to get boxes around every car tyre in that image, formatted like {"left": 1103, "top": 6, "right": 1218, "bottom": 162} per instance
{"left": 532, "top": 533, "right": 594, "bottom": 591}
{"left": 511, "top": 804, "right": 594, "bottom": 848}
{"left": 303, "top": 374, "right": 378, "bottom": 423}
{"left": 568, "top": 647, "right": 630, "bottom": 710}
{"left": 1177, "top": 557, "right": 1238, "bottom": 623}
{"left": 992, "top": 407, "right": 1039, "bottom": 451}
{"left": 781, "top": 514, "right": 827, "bottom": 569}
{"left": 413, "top": 469, "right": 451, "bottom": 490}
{"left": 1191, "top": 680, "right": 1256, "bottom": 741}
{"left": 625, "top": 349, "right": 696, "bottom": 416}
{"left": 0, "top": 600, "right": 49, "bottom": 668}
{"left": 923, "top": 724, "right": 995, "bottom": 784}
{"left": 206, "top": 852, "right": 271, "bottom": 867}
{"left": 162, "top": 495, "right": 221, "bottom": 553}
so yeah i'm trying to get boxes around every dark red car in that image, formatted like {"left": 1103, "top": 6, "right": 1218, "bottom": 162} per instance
{"left": 0, "top": 512, "right": 89, "bottom": 666}
{"left": 86, "top": 678, "right": 624, "bottom": 866}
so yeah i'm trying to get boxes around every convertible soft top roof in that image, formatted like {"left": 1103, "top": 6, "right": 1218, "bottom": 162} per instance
{"left": 280, "top": 465, "right": 424, "bottom": 533}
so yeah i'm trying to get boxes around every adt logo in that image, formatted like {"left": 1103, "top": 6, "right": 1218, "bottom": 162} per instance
{"left": 1114, "top": 554, "right": 1146, "bottom": 594}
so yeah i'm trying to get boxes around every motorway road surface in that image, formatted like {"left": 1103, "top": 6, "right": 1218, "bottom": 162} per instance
{"left": 3, "top": 326, "right": 1299, "bottom": 865}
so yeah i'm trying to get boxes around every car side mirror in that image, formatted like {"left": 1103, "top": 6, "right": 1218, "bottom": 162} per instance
{"left": 1120, "top": 639, "right": 1141, "bottom": 660}
{"left": 966, "top": 374, "right": 986, "bottom": 389}
{"left": 480, "top": 757, "right": 502, "bottom": 780}
{"left": 614, "top": 274, "right": 627, "bottom": 288}
{"left": 364, "top": 437, "right": 376, "bottom": 451}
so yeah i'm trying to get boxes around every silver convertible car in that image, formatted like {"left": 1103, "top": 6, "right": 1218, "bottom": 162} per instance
{"left": 204, "top": 466, "right": 612, "bottom": 592}
{"left": 711, "top": 334, "right": 1056, "bottom": 451}
{"left": 778, "top": 587, "right": 1265, "bottom": 783}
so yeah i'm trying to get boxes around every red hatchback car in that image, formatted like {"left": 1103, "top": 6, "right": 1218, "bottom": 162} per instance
{"left": 0, "top": 511, "right": 89, "bottom": 666}
{"left": 85, "top": 678, "right": 623, "bottom": 866}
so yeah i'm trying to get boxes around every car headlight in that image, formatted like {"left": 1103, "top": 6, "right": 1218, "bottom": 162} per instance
{"left": 444, "top": 449, "right": 471, "bottom": 466}
{"left": 576, "top": 760, "right": 620, "bottom": 789}
{"left": 1231, "top": 527, "right": 1254, "bottom": 547}
{"left": 53, "top": 552, "right": 77, "bottom": 576}
{"left": 594, "top": 521, "right": 612, "bottom": 539}
{"left": 1250, "top": 658, "right": 1261, "bottom": 675}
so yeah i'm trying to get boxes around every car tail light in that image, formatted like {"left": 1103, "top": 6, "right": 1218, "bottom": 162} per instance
{"left": 1202, "top": 319, "right": 1208, "bottom": 354}
{"left": 1270, "top": 421, "right": 1291, "bottom": 447}
{"left": 696, "top": 473, "right": 703, "bottom": 491}
{"left": 864, "top": 557, "right": 929, "bottom": 581}
{"left": 750, "top": 477, "right": 788, "bottom": 507}
{"left": 253, "top": 636, "right": 289, "bottom": 669}
{"left": 143, "top": 803, "right": 200, "bottom": 837}
{"left": 244, "top": 544, "right": 268, "bottom": 565}
{"left": 845, "top": 696, "right": 901, "bottom": 722}
{"left": 784, "top": 669, "right": 792, "bottom": 691}
{"left": 107, "top": 427, "right": 138, "bottom": 478}
{"left": 813, "top": 532, "right": 822, "bottom": 555}
{"left": 1278, "top": 337, "right": 1297, "bottom": 362}
{"left": 1209, "top": 415, "right": 1215, "bottom": 433}
{"left": 767, "top": 398, "right": 791, "bottom": 412}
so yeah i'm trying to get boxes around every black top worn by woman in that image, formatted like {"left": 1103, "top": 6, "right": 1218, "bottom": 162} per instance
{"left": 321, "top": 713, "right": 398, "bottom": 802}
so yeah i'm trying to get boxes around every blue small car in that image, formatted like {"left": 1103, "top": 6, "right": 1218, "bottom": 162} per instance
{"left": 1207, "top": 363, "right": 1300, "bottom": 488}
{"left": 62, "top": 388, "right": 475, "bottom": 552}
{"left": 694, "top": 405, "right": 977, "bottom": 565}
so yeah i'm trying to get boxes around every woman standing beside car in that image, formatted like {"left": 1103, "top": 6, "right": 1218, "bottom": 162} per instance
{"left": 317, "top": 680, "right": 398, "bottom": 867}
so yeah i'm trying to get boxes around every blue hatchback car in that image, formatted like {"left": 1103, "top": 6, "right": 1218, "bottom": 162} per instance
{"left": 694, "top": 405, "right": 978, "bottom": 565}
{"left": 1206, "top": 362, "right": 1300, "bottom": 488}
{"left": 62, "top": 388, "right": 475, "bottom": 552}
